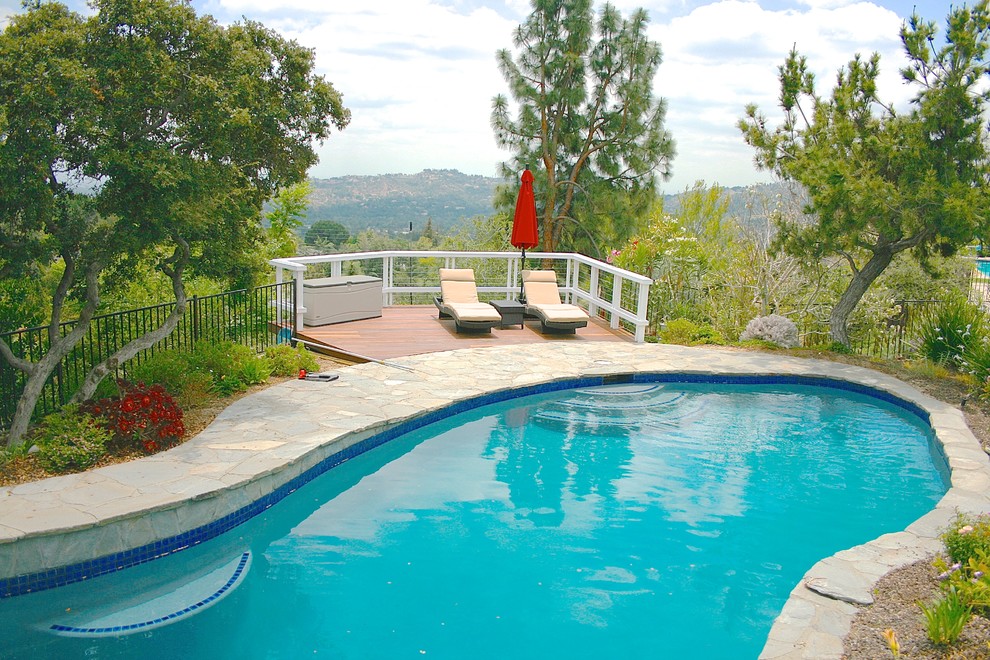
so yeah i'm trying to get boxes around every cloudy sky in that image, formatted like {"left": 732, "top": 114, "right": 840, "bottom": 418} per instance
{"left": 0, "top": 1, "right": 959, "bottom": 192}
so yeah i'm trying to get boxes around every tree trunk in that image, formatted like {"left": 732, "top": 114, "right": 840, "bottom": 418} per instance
{"left": 829, "top": 247, "right": 894, "bottom": 347}
{"left": 73, "top": 239, "right": 191, "bottom": 402}
{"left": 72, "top": 269, "right": 188, "bottom": 402}
{"left": 2, "top": 265, "right": 102, "bottom": 447}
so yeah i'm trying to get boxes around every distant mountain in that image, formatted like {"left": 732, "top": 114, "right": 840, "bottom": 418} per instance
{"left": 302, "top": 170, "right": 795, "bottom": 235}
{"left": 305, "top": 169, "right": 501, "bottom": 234}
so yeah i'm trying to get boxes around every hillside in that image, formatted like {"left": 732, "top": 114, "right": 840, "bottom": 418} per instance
{"left": 305, "top": 169, "right": 500, "bottom": 234}
{"left": 303, "top": 170, "right": 793, "bottom": 235}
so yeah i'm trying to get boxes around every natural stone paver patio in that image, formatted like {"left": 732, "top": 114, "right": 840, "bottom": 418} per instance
{"left": 1, "top": 342, "right": 988, "bottom": 658}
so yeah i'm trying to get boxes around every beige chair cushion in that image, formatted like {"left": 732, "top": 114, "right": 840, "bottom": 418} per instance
{"left": 440, "top": 268, "right": 481, "bottom": 304}
{"left": 447, "top": 302, "right": 501, "bottom": 322}
{"left": 521, "top": 270, "right": 563, "bottom": 305}
{"left": 535, "top": 304, "right": 588, "bottom": 323}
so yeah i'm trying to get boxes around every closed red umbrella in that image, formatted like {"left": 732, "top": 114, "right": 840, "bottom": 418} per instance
{"left": 511, "top": 169, "right": 538, "bottom": 298}
{"left": 511, "top": 168, "right": 538, "bottom": 259}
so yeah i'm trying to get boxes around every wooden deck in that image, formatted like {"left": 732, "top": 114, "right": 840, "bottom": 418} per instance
{"left": 296, "top": 305, "right": 633, "bottom": 362}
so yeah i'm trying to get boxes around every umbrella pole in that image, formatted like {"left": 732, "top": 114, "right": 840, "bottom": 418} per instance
{"left": 519, "top": 248, "right": 526, "bottom": 300}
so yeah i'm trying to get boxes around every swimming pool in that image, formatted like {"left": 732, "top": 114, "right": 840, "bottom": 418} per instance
{"left": 1, "top": 379, "right": 947, "bottom": 658}
{"left": 978, "top": 259, "right": 990, "bottom": 276}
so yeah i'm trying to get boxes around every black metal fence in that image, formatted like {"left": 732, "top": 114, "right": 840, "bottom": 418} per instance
{"left": 797, "top": 300, "right": 942, "bottom": 359}
{"left": 0, "top": 282, "right": 294, "bottom": 432}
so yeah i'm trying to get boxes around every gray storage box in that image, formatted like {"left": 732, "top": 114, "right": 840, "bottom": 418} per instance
{"left": 302, "top": 276, "right": 383, "bottom": 326}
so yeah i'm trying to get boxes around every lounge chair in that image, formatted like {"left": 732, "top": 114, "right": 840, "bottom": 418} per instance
{"left": 521, "top": 270, "right": 589, "bottom": 333}
{"left": 434, "top": 268, "right": 502, "bottom": 332}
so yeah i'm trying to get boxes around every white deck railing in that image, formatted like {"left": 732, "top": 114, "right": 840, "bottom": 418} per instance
{"left": 269, "top": 250, "right": 653, "bottom": 342}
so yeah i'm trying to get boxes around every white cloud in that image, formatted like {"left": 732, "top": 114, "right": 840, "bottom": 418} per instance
{"left": 215, "top": 0, "right": 519, "bottom": 178}
{"left": 651, "top": 0, "right": 908, "bottom": 190}
{"left": 2, "top": 0, "right": 925, "bottom": 190}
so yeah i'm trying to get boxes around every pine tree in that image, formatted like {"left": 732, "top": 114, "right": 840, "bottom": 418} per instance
{"left": 491, "top": 0, "right": 675, "bottom": 254}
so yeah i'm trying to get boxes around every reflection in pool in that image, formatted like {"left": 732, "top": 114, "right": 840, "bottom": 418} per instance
{"left": 1, "top": 381, "right": 947, "bottom": 658}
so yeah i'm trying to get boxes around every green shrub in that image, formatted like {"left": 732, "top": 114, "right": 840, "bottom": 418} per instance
{"left": 34, "top": 405, "right": 110, "bottom": 474}
{"left": 959, "top": 339, "right": 990, "bottom": 399}
{"left": 942, "top": 513, "right": 990, "bottom": 567}
{"left": 660, "top": 318, "right": 700, "bottom": 345}
{"left": 187, "top": 340, "right": 266, "bottom": 396}
{"left": 690, "top": 324, "right": 724, "bottom": 345}
{"left": 265, "top": 343, "right": 320, "bottom": 377}
{"left": 660, "top": 318, "right": 727, "bottom": 345}
{"left": 933, "top": 513, "right": 990, "bottom": 617}
{"left": 128, "top": 351, "right": 214, "bottom": 408}
{"left": 739, "top": 338, "right": 783, "bottom": 350}
{"left": 917, "top": 295, "right": 986, "bottom": 365}
{"left": 238, "top": 358, "right": 272, "bottom": 386}
{"left": 827, "top": 341, "right": 854, "bottom": 355}
{"left": 919, "top": 588, "right": 971, "bottom": 645}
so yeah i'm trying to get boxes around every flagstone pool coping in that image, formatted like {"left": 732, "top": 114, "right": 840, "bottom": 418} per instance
{"left": 1, "top": 342, "right": 988, "bottom": 658}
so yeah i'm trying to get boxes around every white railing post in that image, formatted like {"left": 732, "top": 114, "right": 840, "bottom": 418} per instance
{"left": 634, "top": 280, "right": 650, "bottom": 342}
{"left": 506, "top": 259, "right": 517, "bottom": 300}
{"left": 273, "top": 266, "right": 285, "bottom": 327}
{"left": 610, "top": 274, "right": 623, "bottom": 330}
{"left": 293, "top": 267, "right": 306, "bottom": 331}
{"left": 588, "top": 265, "right": 600, "bottom": 318}
{"left": 383, "top": 255, "right": 393, "bottom": 306}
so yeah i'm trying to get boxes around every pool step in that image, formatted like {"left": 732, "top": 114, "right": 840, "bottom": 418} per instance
{"left": 48, "top": 551, "right": 251, "bottom": 638}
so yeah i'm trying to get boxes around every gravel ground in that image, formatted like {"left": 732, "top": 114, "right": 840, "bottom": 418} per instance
{"left": 843, "top": 558, "right": 990, "bottom": 659}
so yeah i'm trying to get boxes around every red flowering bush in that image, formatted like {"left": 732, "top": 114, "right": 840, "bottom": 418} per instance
{"left": 83, "top": 380, "right": 185, "bottom": 454}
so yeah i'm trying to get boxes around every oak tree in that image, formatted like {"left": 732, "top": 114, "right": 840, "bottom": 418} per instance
{"left": 0, "top": 0, "right": 349, "bottom": 445}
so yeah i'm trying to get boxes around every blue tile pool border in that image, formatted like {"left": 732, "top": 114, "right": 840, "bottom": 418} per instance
{"left": 0, "top": 372, "right": 940, "bottom": 599}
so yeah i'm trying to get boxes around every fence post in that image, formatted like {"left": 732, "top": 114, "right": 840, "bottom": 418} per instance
{"left": 191, "top": 295, "right": 200, "bottom": 344}
{"left": 291, "top": 280, "right": 297, "bottom": 338}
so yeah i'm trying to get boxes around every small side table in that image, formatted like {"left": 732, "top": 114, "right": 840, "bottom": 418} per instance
{"left": 489, "top": 299, "right": 525, "bottom": 329}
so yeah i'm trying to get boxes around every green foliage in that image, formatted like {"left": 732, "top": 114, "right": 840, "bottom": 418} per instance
{"left": 305, "top": 220, "right": 350, "bottom": 247}
{"left": 919, "top": 588, "right": 971, "bottom": 646}
{"left": 942, "top": 513, "right": 990, "bottom": 567}
{"left": 239, "top": 358, "right": 273, "bottom": 387}
{"left": 659, "top": 318, "right": 723, "bottom": 345}
{"left": 690, "top": 325, "right": 724, "bottom": 345}
{"left": 739, "top": 338, "right": 785, "bottom": 351}
{"left": 128, "top": 351, "right": 215, "bottom": 409}
{"left": 738, "top": 4, "right": 990, "bottom": 346}
{"left": 186, "top": 341, "right": 272, "bottom": 396}
{"left": 265, "top": 343, "right": 319, "bottom": 377}
{"left": 265, "top": 182, "right": 311, "bottom": 259}
{"left": 491, "top": 0, "right": 673, "bottom": 253}
{"left": 127, "top": 340, "right": 274, "bottom": 401}
{"left": 932, "top": 514, "right": 990, "bottom": 622}
{"left": 958, "top": 338, "right": 990, "bottom": 399}
{"left": 917, "top": 296, "right": 987, "bottom": 365}
{"left": 936, "top": 551, "right": 990, "bottom": 613}
{"left": 0, "top": 0, "right": 350, "bottom": 446}
{"left": 827, "top": 341, "right": 854, "bottom": 355}
{"left": 660, "top": 318, "right": 698, "bottom": 345}
{"left": 34, "top": 405, "right": 109, "bottom": 473}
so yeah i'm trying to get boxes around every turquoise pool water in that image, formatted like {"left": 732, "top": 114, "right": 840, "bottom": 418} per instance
{"left": 2, "top": 382, "right": 947, "bottom": 658}
{"left": 978, "top": 259, "right": 990, "bottom": 276}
